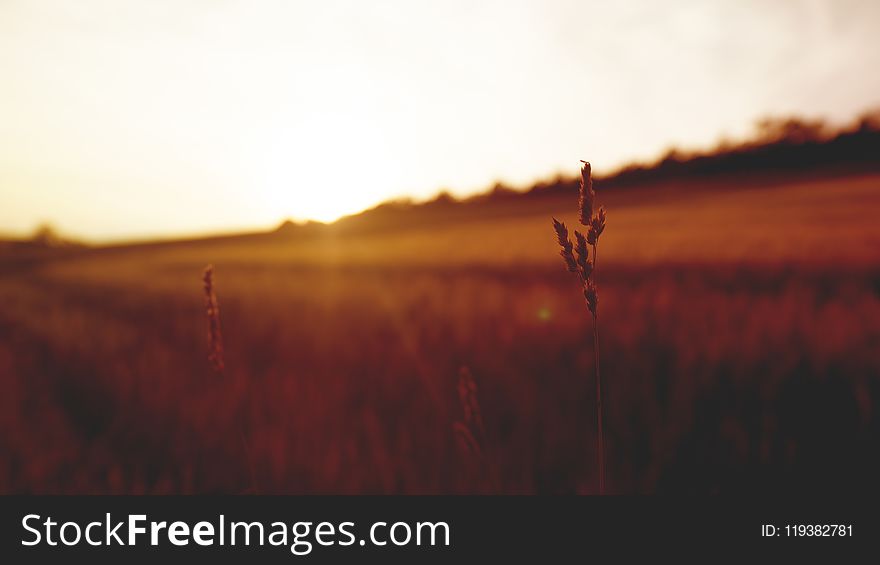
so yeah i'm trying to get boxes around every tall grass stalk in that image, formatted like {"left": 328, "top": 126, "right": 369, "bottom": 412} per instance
{"left": 203, "top": 264, "right": 259, "bottom": 493}
{"left": 203, "top": 265, "right": 225, "bottom": 375}
{"left": 552, "top": 161, "right": 607, "bottom": 494}
{"left": 453, "top": 367, "right": 501, "bottom": 492}
{"left": 453, "top": 367, "right": 487, "bottom": 457}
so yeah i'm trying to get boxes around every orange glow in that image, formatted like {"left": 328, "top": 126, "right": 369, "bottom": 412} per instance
{"left": 1, "top": 0, "right": 879, "bottom": 240}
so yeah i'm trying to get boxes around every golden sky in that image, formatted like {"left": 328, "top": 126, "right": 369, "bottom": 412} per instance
{"left": 2, "top": 0, "right": 879, "bottom": 241}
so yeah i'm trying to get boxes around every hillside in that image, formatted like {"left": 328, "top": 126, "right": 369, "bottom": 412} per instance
{"left": 2, "top": 168, "right": 879, "bottom": 494}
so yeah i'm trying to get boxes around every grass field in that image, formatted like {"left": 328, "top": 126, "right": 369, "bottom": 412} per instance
{"left": 2, "top": 172, "right": 879, "bottom": 493}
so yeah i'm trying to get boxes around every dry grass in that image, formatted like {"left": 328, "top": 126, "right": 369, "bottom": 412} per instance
{"left": 553, "top": 161, "right": 608, "bottom": 493}
{"left": 203, "top": 265, "right": 225, "bottom": 375}
{"left": 0, "top": 172, "right": 878, "bottom": 494}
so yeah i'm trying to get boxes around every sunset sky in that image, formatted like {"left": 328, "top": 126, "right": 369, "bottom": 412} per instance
{"left": 2, "top": 0, "right": 879, "bottom": 241}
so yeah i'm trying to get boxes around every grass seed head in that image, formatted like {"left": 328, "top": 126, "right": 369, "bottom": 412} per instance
{"left": 578, "top": 161, "right": 594, "bottom": 226}
{"left": 552, "top": 160, "right": 608, "bottom": 494}
{"left": 457, "top": 367, "right": 486, "bottom": 440}
{"left": 454, "top": 367, "right": 486, "bottom": 458}
{"left": 588, "top": 206, "right": 607, "bottom": 244}
{"left": 584, "top": 279, "right": 598, "bottom": 316}
{"left": 203, "top": 264, "right": 225, "bottom": 374}
{"left": 574, "top": 230, "right": 592, "bottom": 279}
{"left": 552, "top": 218, "right": 578, "bottom": 273}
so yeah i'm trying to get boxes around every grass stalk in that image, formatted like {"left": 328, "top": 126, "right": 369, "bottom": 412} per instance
{"left": 552, "top": 160, "right": 608, "bottom": 494}
{"left": 203, "top": 265, "right": 259, "bottom": 494}
{"left": 591, "top": 244, "right": 605, "bottom": 494}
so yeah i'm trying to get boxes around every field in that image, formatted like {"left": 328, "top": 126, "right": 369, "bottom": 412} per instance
{"left": 2, "top": 172, "right": 879, "bottom": 494}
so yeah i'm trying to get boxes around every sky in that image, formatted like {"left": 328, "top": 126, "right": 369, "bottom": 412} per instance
{"left": 2, "top": 0, "right": 879, "bottom": 241}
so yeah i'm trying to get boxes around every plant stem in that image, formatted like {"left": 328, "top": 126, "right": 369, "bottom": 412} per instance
{"left": 593, "top": 310, "right": 605, "bottom": 494}
{"left": 592, "top": 243, "right": 606, "bottom": 495}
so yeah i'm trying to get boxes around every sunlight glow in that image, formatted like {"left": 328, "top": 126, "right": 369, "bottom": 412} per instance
{"left": 1, "top": 0, "right": 878, "bottom": 240}
{"left": 257, "top": 111, "right": 404, "bottom": 223}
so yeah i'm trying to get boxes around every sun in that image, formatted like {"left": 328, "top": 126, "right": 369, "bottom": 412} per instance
{"left": 256, "top": 111, "right": 401, "bottom": 224}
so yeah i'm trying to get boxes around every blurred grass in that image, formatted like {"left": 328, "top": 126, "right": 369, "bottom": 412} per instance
{"left": 1, "top": 173, "right": 879, "bottom": 493}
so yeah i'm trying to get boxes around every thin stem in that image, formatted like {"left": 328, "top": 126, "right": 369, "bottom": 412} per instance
{"left": 592, "top": 243, "right": 606, "bottom": 495}
{"left": 239, "top": 424, "right": 260, "bottom": 494}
